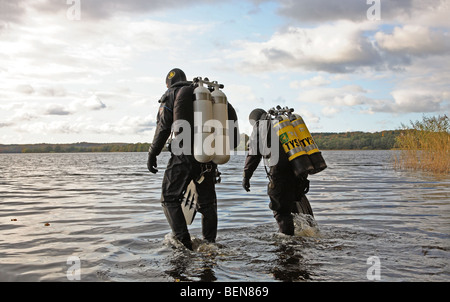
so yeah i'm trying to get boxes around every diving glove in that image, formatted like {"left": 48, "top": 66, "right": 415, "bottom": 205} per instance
{"left": 147, "top": 153, "right": 158, "bottom": 174}
{"left": 242, "top": 177, "right": 251, "bottom": 192}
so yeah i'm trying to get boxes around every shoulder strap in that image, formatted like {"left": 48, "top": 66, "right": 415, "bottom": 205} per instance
{"left": 260, "top": 113, "right": 273, "bottom": 181}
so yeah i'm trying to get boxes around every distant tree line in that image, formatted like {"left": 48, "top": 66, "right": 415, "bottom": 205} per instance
{"left": 0, "top": 142, "right": 151, "bottom": 153}
{"left": 313, "top": 130, "right": 400, "bottom": 150}
{"left": 0, "top": 131, "right": 402, "bottom": 153}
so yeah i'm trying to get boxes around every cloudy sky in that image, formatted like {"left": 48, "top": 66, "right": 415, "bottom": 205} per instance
{"left": 1, "top": 0, "right": 449, "bottom": 144}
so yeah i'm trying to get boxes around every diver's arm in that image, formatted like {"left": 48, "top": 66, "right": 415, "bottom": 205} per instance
{"left": 147, "top": 94, "right": 173, "bottom": 173}
{"left": 242, "top": 123, "right": 263, "bottom": 191}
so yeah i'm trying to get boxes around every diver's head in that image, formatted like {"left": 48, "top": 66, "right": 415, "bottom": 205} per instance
{"left": 249, "top": 108, "right": 267, "bottom": 125}
{"left": 166, "top": 68, "right": 187, "bottom": 88}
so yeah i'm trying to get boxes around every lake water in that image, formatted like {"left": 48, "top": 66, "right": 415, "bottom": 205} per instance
{"left": 0, "top": 150, "right": 448, "bottom": 282}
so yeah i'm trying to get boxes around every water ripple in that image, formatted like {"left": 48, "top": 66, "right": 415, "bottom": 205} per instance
{"left": 0, "top": 151, "right": 448, "bottom": 281}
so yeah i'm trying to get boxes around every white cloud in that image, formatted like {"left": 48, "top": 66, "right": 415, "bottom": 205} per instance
{"left": 44, "top": 103, "right": 71, "bottom": 116}
{"left": 13, "top": 114, "right": 156, "bottom": 138}
{"left": 298, "top": 84, "right": 449, "bottom": 115}
{"left": 298, "top": 109, "right": 320, "bottom": 124}
{"left": 272, "top": 0, "right": 409, "bottom": 23}
{"left": 16, "top": 84, "right": 35, "bottom": 95}
{"left": 1, "top": 0, "right": 449, "bottom": 143}
{"left": 0, "top": 5, "right": 212, "bottom": 143}
{"left": 376, "top": 25, "right": 450, "bottom": 56}
{"left": 77, "top": 95, "right": 107, "bottom": 111}
{"left": 290, "top": 75, "right": 331, "bottom": 89}
{"left": 298, "top": 85, "right": 369, "bottom": 106}
{"left": 230, "top": 1, "right": 450, "bottom": 75}
{"left": 225, "top": 83, "right": 265, "bottom": 135}
{"left": 259, "top": 0, "right": 450, "bottom": 28}
{"left": 232, "top": 21, "right": 381, "bottom": 73}
{"left": 0, "top": 10, "right": 208, "bottom": 87}
{"left": 1, "top": 0, "right": 218, "bottom": 23}
{"left": 95, "top": 115, "right": 156, "bottom": 135}
{"left": 322, "top": 106, "right": 340, "bottom": 117}
{"left": 294, "top": 84, "right": 394, "bottom": 118}
{"left": 384, "top": 90, "right": 448, "bottom": 113}
{"left": 1, "top": 93, "right": 108, "bottom": 131}
{"left": 37, "top": 86, "right": 67, "bottom": 97}
{"left": 16, "top": 119, "right": 82, "bottom": 135}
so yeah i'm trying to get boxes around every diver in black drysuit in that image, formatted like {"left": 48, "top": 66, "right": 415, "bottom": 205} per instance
{"left": 242, "top": 109, "right": 311, "bottom": 236}
{"left": 147, "top": 68, "right": 239, "bottom": 250}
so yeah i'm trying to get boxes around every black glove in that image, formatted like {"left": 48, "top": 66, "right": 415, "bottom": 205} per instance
{"left": 242, "top": 177, "right": 250, "bottom": 192}
{"left": 147, "top": 153, "right": 158, "bottom": 174}
{"left": 298, "top": 175, "right": 310, "bottom": 195}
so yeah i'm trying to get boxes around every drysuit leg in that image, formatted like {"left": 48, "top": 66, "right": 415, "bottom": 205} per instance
{"left": 161, "top": 154, "right": 193, "bottom": 250}
{"left": 273, "top": 212, "right": 295, "bottom": 236}
{"left": 268, "top": 175, "right": 297, "bottom": 236}
{"left": 197, "top": 203, "right": 217, "bottom": 243}
{"left": 162, "top": 202, "right": 193, "bottom": 250}
{"left": 195, "top": 164, "right": 218, "bottom": 243}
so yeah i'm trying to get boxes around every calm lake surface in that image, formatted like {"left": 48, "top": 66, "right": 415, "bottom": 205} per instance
{"left": 0, "top": 150, "right": 448, "bottom": 282}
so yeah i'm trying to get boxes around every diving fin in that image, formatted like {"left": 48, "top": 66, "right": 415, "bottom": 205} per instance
{"left": 181, "top": 180, "right": 198, "bottom": 225}
{"left": 295, "top": 195, "right": 314, "bottom": 217}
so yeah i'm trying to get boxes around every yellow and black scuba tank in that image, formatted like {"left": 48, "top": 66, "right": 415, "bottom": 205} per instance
{"left": 268, "top": 106, "right": 327, "bottom": 176}
{"left": 289, "top": 113, "right": 327, "bottom": 174}
{"left": 272, "top": 114, "right": 314, "bottom": 177}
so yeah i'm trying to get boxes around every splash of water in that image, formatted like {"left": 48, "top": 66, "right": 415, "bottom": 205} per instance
{"left": 163, "top": 233, "right": 223, "bottom": 254}
{"left": 293, "top": 214, "right": 320, "bottom": 237}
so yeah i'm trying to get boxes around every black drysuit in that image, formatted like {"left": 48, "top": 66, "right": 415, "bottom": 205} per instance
{"left": 149, "top": 82, "right": 238, "bottom": 249}
{"left": 243, "top": 113, "right": 311, "bottom": 235}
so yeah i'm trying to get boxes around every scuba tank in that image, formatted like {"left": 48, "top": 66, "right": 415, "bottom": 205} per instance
{"left": 211, "top": 81, "right": 230, "bottom": 165}
{"left": 289, "top": 113, "right": 327, "bottom": 174}
{"left": 271, "top": 112, "right": 314, "bottom": 178}
{"left": 193, "top": 77, "right": 215, "bottom": 163}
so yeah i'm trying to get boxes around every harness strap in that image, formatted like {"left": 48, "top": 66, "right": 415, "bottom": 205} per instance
{"left": 196, "top": 163, "right": 213, "bottom": 184}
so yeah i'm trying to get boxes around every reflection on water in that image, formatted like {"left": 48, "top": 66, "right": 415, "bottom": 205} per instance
{"left": 0, "top": 150, "right": 448, "bottom": 281}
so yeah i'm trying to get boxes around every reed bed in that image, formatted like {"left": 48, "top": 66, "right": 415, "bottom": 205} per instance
{"left": 394, "top": 115, "right": 449, "bottom": 174}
